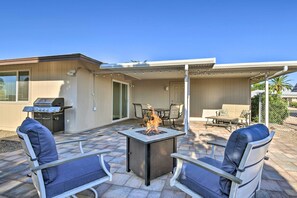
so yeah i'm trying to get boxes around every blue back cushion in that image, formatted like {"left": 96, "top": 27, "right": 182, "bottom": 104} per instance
{"left": 20, "top": 118, "right": 58, "bottom": 184}
{"left": 220, "top": 124, "right": 269, "bottom": 195}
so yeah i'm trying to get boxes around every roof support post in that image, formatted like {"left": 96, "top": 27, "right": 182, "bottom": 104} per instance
{"left": 258, "top": 93, "right": 262, "bottom": 123}
{"left": 265, "top": 74, "right": 269, "bottom": 127}
{"left": 184, "top": 64, "right": 190, "bottom": 134}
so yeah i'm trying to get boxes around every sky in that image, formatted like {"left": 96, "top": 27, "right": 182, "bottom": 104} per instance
{"left": 0, "top": 0, "right": 296, "bottom": 85}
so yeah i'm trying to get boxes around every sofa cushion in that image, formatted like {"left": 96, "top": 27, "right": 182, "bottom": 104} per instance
{"left": 178, "top": 157, "right": 227, "bottom": 198}
{"left": 19, "top": 118, "right": 58, "bottom": 184}
{"left": 45, "top": 156, "right": 110, "bottom": 197}
{"left": 219, "top": 109, "right": 228, "bottom": 116}
{"left": 220, "top": 124, "right": 269, "bottom": 195}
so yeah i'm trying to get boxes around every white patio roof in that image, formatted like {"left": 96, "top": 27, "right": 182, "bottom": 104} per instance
{"left": 101, "top": 58, "right": 216, "bottom": 69}
{"left": 99, "top": 58, "right": 216, "bottom": 80}
{"left": 214, "top": 61, "right": 297, "bottom": 83}
{"left": 214, "top": 60, "right": 297, "bottom": 69}
{"left": 99, "top": 58, "right": 297, "bottom": 81}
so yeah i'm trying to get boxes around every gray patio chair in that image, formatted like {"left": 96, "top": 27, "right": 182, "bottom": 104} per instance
{"left": 161, "top": 104, "right": 183, "bottom": 127}
{"left": 17, "top": 118, "right": 112, "bottom": 198}
{"left": 133, "top": 103, "right": 144, "bottom": 119}
{"left": 170, "top": 124, "right": 274, "bottom": 198}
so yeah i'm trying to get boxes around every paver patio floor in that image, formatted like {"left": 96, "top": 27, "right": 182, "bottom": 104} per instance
{"left": 0, "top": 120, "right": 297, "bottom": 198}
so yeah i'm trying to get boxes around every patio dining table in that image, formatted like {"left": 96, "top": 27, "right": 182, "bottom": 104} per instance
{"left": 143, "top": 108, "right": 170, "bottom": 118}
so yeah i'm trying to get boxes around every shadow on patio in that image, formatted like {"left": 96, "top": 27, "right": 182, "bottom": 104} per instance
{"left": 0, "top": 120, "right": 296, "bottom": 197}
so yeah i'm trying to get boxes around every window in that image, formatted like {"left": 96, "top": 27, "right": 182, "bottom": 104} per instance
{"left": 113, "top": 81, "right": 128, "bottom": 120}
{"left": 0, "top": 71, "right": 29, "bottom": 102}
{"left": 18, "top": 71, "right": 29, "bottom": 101}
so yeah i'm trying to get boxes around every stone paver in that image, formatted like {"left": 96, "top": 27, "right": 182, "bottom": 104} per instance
{"left": 140, "top": 179, "right": 166, "bottom": 192}
{"left": 102, "top": 185, "right": 132, "bottom": 198}
{"left": 147, "top": 191, "right": 161, "bottom": 198}
{"left": 95, "top": 183, "right": 112, "bottom": 197}
{"left": 161, "top": 189, "right": 187, "bottom": 198}
{"left": 0, "top": 120, "right": 296, "bottom": 197}
{"left": 124, "top": 176, "right": 143, "bottom": 188}
{"left": 128, "top": 189, "right": 149, "bottom": 198}
{"left": 107, "top": 173, "right": 131, "bottom": 185}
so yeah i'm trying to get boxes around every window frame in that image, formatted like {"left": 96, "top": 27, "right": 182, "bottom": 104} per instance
{"left": 0, "top": 69, "right": 30, "bottom": 103}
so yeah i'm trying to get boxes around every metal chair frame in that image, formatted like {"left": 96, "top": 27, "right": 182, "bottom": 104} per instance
{"left": 162, "top": 104, "right": 183, "bottom": 127}
{"left": 170, "top": 131, "right": 275, "bottom": 198}
{"left": 17, "top": 128, "right": 112, "bottom": 198}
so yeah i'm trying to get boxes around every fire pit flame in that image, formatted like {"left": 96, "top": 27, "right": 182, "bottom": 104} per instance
{"left": 145, "top": 108, "right": 162, "bottom": 134}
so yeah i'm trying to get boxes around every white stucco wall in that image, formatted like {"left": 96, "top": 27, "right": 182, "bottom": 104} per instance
{"left": 0, "top": 60, "right": 78, "bottom": 131}
{"left": 75, "top": 71, "right": 132, "bottom": 132}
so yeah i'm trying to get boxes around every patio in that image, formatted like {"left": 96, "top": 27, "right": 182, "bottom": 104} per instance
{"left": 0, "top": 120, "right": 297, "bottom": 198}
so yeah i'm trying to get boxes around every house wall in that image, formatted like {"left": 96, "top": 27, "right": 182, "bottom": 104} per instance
{"left": 131, "top": 79, "right": 171, "bottom": 109}
{"left": 0, "top": 60, "right": 78, "bottom": 131}
{"left": 132, "top": 78, "right": 250, "bottom": 118}
{"left": 75, "top": 71, "right": 132, "bottom": 132}
{"left": 190, "top": 78, "right": 250, "bottom": 117}
{"left": 0, "top": 59, "right": 134, "bottom": 133}
{"left": 0, "top": 60, "right": 250, "bottom": 132}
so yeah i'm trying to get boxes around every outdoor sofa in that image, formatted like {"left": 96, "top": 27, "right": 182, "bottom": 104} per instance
{"left": 205, "top": 104, "right": 251, "bottom": 131}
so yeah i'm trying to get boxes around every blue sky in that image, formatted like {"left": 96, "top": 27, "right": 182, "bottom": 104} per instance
{"left": 0, "top": 1, "right": 296, "bottom": 85}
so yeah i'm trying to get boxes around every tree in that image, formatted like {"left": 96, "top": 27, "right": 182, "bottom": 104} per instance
{"left": 251, "top": 82, "right": 265, "bottom": 91}
{"left": 270, "top": 75, "right": 293, "bottom": 95}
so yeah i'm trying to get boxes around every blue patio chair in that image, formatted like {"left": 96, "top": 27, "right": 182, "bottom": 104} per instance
{"left": 170, "top": 124, "right": 274, "bottom": 198}
{"left": 17, "top": 118, "right": 112, "bottom": 198}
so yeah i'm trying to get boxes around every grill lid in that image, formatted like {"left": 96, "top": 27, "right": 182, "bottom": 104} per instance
{"left": 33, "top": 98, "right": 64, "bottom": 107}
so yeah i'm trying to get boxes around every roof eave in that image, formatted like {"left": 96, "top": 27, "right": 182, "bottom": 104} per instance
{"left": 213, "top": 61, "right": 297, "bottom": 70}
{"left": 100, "top": 58, "right": 216, "bottom": 69}
{"left": 0, "top": 53, "right": 102, "bottom": 66}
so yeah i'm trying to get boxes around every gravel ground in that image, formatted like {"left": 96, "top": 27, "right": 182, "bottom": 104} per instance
{"left": 0, "top": 130, "right": 21, "bottom": 153}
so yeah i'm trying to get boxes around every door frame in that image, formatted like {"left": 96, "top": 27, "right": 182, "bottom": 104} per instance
{"left": 169, "top": 81, "right": 184, "bottom": 105}
{"left": 111, "top": 79, "right": 130, "bottom": 123}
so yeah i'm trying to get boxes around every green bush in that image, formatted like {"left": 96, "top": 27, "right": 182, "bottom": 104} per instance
{"left": 251, "top": 94, "right": 289, "bottom": 124}
{"left": 290, "top": 101, "right": 297, "bottom": 108}
{"left": 251, "top": 95, "right": 260, "bottom": 122}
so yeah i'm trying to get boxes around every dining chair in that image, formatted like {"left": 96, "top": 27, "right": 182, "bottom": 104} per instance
{"left": 161, "top": 104, "right": 183, "bottom": 127}
{"left": 133, "top": 103, "right": 144, "bottom": 119}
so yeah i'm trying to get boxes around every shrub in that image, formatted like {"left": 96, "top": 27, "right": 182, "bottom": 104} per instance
{"left": 251, "top": 94, "right": 289, "bottom": 124}
{"left": 290, "top": 101, "right": 297, "bottom": 108}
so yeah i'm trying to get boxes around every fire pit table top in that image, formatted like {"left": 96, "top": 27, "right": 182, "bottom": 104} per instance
{"left": 118, "top": 127, "right": 185, "bottom": 144}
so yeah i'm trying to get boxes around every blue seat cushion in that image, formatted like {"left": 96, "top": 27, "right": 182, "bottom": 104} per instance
{"left": 220, "top": 124, "right": 269, "bottom": 195}
{"left": 178, "top": 157, "right": 227, "bottom": 198}
{"left": 19, "top": 118, "right": 58, "bottom": 184}
{"left": 45, "top": 156, "right": 110, "bottom": 197}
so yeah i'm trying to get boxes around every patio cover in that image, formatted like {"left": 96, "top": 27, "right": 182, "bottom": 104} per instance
{"left": 100, "top": 58, "right": 297, "bottom": 132}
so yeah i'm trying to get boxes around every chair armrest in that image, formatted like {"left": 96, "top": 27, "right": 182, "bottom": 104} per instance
{"left": 56, "top": 138, "right": 89, "bottom": 145}
{"left": 244, "top": 111, "right": 251, "bottom": 118}
{"left": 32, "top": 149, "right": 111, "bottom": 171}
{"left": 207, "top": 140, "right": 227, "bottom": 148}
{"left": 171, "top": 153, "right": 242, "bottom": 184}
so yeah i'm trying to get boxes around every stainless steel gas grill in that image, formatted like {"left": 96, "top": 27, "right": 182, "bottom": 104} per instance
{"left": 23, "top": 98, "right": 72, "bottom": 133}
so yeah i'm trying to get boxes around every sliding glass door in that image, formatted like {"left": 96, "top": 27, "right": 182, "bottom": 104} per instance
{"left": 113, "top": 81, "right": 128, "bottom": 120}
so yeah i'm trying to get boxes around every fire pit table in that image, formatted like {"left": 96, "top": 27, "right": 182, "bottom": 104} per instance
{"left": 119, "top": 127, "right": 185, "bottom": 186}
